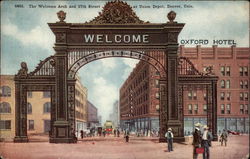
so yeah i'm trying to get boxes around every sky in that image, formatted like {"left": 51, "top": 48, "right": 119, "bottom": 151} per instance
{"left": 1, "top": 0, "right": 249, "bottom": 124}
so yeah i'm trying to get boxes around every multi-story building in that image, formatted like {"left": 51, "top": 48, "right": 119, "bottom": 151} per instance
{"left": 108, "top": 100, "right": 120, "bottom": 128}
{"left": 87, "top": 101, "right": 99, "bottom": 128}
{"left": 0, "top": 75, "right": 15, "bottom": 141}
{"left": 120, "top": 46, "right": 249, "bottom": 135}
{"left": 120, "top": 61, "right": 160, "bottom": 132}
{"left": 180, "top": 45, "right": 249, "bottom": 135}
{"left": 0, "top": 75, "right": 88, "bottom": 141}
{"left": 75, "top": 75, "right": 88, "bottom": 136}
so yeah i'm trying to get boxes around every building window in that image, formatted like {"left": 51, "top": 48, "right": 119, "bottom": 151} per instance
{"left": 27, "top": 103, "right": 32, "bottom": 114}
{"left": 43, "top": 91, "right": 51, "bottom": 98}
{"left": 188, "top": 104, "right": 192, "bottom": 114}
{"left": 240, "top": 104, "right": 244, "bottom": 114}
{"left": 194, "top": 104, "right": 198, "bottom": 114}
{"left": 0, "top": 102, "right": 11, "bottom": 113}
{"left": 44, "top": 120, "right": 51, "bottom": 133}
{"left": 221, "top": 80, "right": 225, "bottom": 88}
{"left": 155, "top": 80, "right": 159, "bottom": 88}
{"left": 220, "top": 66, "right": 225, "bottom": 76}
{"left": 244, "top": 92, "right": 248, "bottom": 101}
{"left": 27, "top": 91, "right": 32, "bottom": 98}
{"left": 226, "top": 92, "right": 231, "bottom": 101}
{"left": 240, "top": 93, "right": 244, "bottom": 100}
{"left": 155, "top": 71, "right": 160, "bottom": 76}
{"left": 0, "top": 86, "right": 11, "bottom": 97}
{"left": 221, "top": 104, "right": 225, "bottom": 114}
{"left": 43, "top": 102, "right": 51, "bottom": 113}
{"left": 245, "top": 81, "right": 248, "bottom": 89}
{"left": 239, "top": 67, "right": 244, "bottom": 76}
{"left": 245, "top": 104, "right": 248, "bottom": 114}
{"left": 244, "top": 67, "right": 248, "bottom": 76}
{"left": 188, "top": 92, "right": 192, "bottom": 100}
{"left": 203, "top": 104, "right": 207, "bottom": 114}
{"left": 226, "top": 66, "right": 230, "bottom": 76}
{"left": 28, "top": 120, "right": 34, "bottom": 130}
{"left": 193, "top": 92, "right": 197, "bottom": 100}
{"left": 240, "top": 81, "right": 244, "bottom": 89}
{"left": 0, "top": 120, "right": 11, "bottom": 129}
{"left": 226, "top": 104, "right": 231, "bottom": 114}
{"left": 155, "top": 92, "right": 159, "bottom": 99}
{"left": 220, "top": 92, "right": 225, "bottom": 100}
{"left": 203, "top": 93, "right": 207, "bottom": 100}
{"left": 226, "top": 80, "right": 230, "bottom": 88}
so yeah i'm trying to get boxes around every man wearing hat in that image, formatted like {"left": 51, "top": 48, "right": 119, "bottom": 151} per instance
{"left": 165, "top": 128, "right": 174, "bottom": 152}
{"left": 193, "top": 123, "right": 202, "bottom": 159}
{"left": 202, "top": 125, "right": 213, "bottom": 159}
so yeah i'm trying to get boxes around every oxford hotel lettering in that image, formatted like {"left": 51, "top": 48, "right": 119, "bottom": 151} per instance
{"left": 83, "top": 34, "right": 149, "bottom": 43}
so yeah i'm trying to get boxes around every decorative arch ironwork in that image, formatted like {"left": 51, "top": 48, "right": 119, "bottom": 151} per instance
{"left": 68, "top": 50, "right": 167, "bottom": 79}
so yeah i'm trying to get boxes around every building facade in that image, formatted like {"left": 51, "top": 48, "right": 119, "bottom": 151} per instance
{"left": 75, "top": 75, "right": 88, "bottom": 136}
{"left": 108, "top": 100, "right": 120, "bottom": 128}
{"left": 87, "top": 101, "right": 99, "bottom": 128}
{"left": 0, "top": 75, "right": 88, "bottom": 141}
{"left": 120, "top": 46, "right": 249, "bottom": 135}
{"left": 120, "top": 61, "right": 160, "bottom": 132}
{"left": 180, "top": 45, "right": 249, "bottom": 135}
{"left": 0, "top": 75, "right": 15, "bottom": 141}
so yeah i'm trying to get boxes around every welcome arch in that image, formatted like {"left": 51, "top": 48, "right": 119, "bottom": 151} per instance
{"left": 14, "top": 0, "right": 218, "bottom": 143}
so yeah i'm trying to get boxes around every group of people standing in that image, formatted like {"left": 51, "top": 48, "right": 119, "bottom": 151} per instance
{"left": 192, "top": 124, "right": 213, "bottom": 159}
{"left": 165, "top": 124, "right": 229, "bottom": 159}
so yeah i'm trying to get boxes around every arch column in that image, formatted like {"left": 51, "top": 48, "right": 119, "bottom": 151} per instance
{"left": 49, "top": 46, "right": 75, "bottom": 143}
{"left": 166, "top": 43, "right": 185, "bottom": 142}
{"left": 14, "top": 82, "right": 28, "bottom": 142}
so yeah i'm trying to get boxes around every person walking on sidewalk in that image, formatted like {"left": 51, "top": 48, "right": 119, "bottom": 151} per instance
{"left": 220, "top": 129, "right": 228, "bottom": 146}
{"left": 202, "top": 125, "right": 213, "bottom": 159}
{"left": 193, "top": 123, "right": 202, "bottom": 159}
{"left": 165, "top": 128, "right": 174, "bottom": 152}
{"left": 124, "top": 129, "right": 130, "bottom": 142}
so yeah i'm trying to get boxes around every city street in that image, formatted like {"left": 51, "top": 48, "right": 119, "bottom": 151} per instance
{"left": 0, "top": 135, "right": 249, "bottom": 159}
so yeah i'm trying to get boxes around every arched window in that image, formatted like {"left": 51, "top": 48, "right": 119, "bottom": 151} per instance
{"left": 27, "top": 103, "right": 32, "bottom": 114}
{"left": 220, "top": 80, "right": 225, "bottom": 88}
{"left": 0, "top": 102, "right": 11, "bottom": 113}
{"left": 44, "top": 102, "right": 51, "bottom": 113}
{"left": 0, "top": 86, "right": 11, "bottom": 97}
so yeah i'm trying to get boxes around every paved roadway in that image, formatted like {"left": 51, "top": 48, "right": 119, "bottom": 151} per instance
{"left": 0, "top": 135, "right": 249, "bottom": 159}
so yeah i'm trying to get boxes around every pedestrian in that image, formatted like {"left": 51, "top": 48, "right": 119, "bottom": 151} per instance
{"left": 117, "top": 129, "right": 120, "bottom": 137}
{"left": 103, "top": 130, "right": 106, "bottom": 137}
{"left": 80, "top": 130, "right": 84, "bottom": 139}
{"left": 202, "top": 125, "right": 213, "bottom": 159}
{"left": 124, "top": 129, "right": 129, "bottom": 142}
{"left": 165, "top": 128, "right": 174, "bottom": 152}
{"left": 114, "top": 129, "right": 117, "bottom": 137}
{"left": 193, "top": 123, "right": 202, "bottom": 159}
{"left": 220, "top": 129, "right": 228, "bottom": 146}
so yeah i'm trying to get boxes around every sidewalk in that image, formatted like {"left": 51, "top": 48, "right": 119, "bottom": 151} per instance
{"left": 0, "top": 135, "right": 249, "bottom": 159}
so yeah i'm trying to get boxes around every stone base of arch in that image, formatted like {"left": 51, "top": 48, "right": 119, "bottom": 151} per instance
{"left": 50, "top": 138, "right": 76, "bottom": 143}
{"left": 14, "top": 136, "right": 29, "bottom": 143}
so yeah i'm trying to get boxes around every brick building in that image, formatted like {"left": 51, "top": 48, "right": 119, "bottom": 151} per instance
{"left": 180, "top": 45, "right": 249, "bottom": 135}
{"left": 120, "top": 60, "right": 160, "bottom": 132}
{"left": 120, "top": 46, "right": 249, "bottom": 135}
{"left": 0, "top": 75, "right": 88, "bottom": 141}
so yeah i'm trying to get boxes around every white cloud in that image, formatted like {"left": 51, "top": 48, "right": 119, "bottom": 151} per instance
{"left": 2, "top": 18, "right": 54, "bottom": 51}
{"left": 101, "top": 58, "right": 116, "bottom": 69}
{"left": 91, "top": 77, "right": 118, "bottom": 123}
{"left": 122, "top": 59, "right": 139, "bottom": 79}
